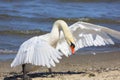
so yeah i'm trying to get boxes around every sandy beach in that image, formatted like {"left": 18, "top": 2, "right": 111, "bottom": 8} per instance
{"left": 1, "top": 51, "right": 120, "bottom": 80}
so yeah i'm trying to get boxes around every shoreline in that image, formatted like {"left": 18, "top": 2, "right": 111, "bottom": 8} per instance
{"left": 0, "top": 51, "right": 120, "bottom": 80}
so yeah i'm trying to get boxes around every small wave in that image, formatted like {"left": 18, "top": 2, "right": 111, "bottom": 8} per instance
{"left": 58, "top": 0, "right": 120, "bottom": 3}
{"left": 0, "top": 14, "right": 22, "bottom": 19}
{"left": 82, "top": 18, "right": 120, "bottom": 24}
{"left": 45, "top": 17, "right": 120, "bottom": 24}
{"left": 2, "top": 0, "right": 119, "bottom": 3}
{"left": 0, "top": 49, "right": 17, "bottom": 54}
{"left": 0, "top": 17, "right": 119, "bottom": 36}
{"left": 0, "top": 0, "right": 30, "bottom": 3}
{"left": 31, "top": 17, "right": 120, "bottom": 24}
{"left": 0, "top": 14, "right": 30, "bottom": 22}
{"left": 0, "top": 30, "right": 48, "bottom": 35}
{"left": 0, "top": 13, "right": 119, "bottom": 24}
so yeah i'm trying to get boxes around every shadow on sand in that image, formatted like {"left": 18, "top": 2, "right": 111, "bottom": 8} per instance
{"left": 4, "top": 71, "right": 86, "bottom": 80}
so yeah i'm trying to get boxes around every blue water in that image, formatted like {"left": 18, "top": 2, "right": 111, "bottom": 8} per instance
{"left": 0, "top": 0, "right": 120, "bottom": 60}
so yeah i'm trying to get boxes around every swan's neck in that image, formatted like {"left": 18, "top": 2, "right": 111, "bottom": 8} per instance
{"left": 51, "top": 20, "right": 70, "bottom": 38}
{"left": 50, "top": 20, "right": 73, "bottom": 46}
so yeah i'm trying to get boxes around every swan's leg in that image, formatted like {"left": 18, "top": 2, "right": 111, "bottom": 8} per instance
{"left": 22, "top": 64, "right": 27, "bottom": 80}
{"left": 22, "top": 64, "right": 31, "bottom": 80}
{"left": 48, "top": 68, "right": 55, "bottom": 77}
{"left": 48, "top": 68, "right": 52, "bottom": 73}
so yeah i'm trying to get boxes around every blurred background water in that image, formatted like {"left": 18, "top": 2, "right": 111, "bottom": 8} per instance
{"left": 0, "top": 0, "right": 120, "bottom": 60}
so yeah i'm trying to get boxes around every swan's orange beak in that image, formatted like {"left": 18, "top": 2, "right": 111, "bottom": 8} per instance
{"left": 70, "top": 46, "right": 75, "bottom": 54}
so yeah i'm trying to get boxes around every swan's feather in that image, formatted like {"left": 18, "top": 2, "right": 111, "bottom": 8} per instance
{"left": 57, "top": 21, "right": 120, "bottom": 56}
{"left": 70, "top": 21, "right": 120, "bottom": 51}
{"left": 11, "top": 36, "right": 63, "bottom": 68}
{"left": 56, "top": 31, "right": 71, "bottom": 57}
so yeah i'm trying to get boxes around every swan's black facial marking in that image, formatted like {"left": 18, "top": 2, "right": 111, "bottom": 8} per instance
{"left": 70, "top": 42, "right": 75, "bottom": 48}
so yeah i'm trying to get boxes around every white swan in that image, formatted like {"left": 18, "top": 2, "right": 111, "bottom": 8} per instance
{"left": 11, "top": 20, "right": 120, "bottom": 79}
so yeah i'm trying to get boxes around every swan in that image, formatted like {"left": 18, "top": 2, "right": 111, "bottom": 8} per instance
{"left": 11, "top": 20, "right": 120, "bottom": 79}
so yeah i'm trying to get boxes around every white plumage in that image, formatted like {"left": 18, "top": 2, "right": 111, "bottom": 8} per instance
{"left": 11, "top": 20, "right": 120, "bottom": 68}
{"left": 69, "top": 21, "right": 118, "bottom": 50}
{"left": 11, "top": 36, "right": 62, "bottom": 68}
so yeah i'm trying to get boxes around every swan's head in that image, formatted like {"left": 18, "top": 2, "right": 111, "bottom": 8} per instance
{"left": 53, "top": 20, "right": 76, "bottom": 54}
{"left": 57, "top": 20, "right": 76, "bottom": 54}
{"left": 66, "top": 35, "right": 75, "bottom": 55}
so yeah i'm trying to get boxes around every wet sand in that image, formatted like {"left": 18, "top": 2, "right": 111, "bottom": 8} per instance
{"left": 1, "top": 51, "right": 120, "bottom": 80}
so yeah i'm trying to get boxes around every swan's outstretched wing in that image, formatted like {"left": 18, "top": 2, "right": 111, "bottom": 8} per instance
{"left": 70, "top": 21, "right": 120, "bottom": 51}
{"left": 11, "top": 36, "right": 62, "bottom": 68}
{"left": 56, "top": 21, "right": 120, "bottom": 56}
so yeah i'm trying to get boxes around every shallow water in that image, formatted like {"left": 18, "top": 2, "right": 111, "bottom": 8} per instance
{"left": 0, "top": 54, "right": 15, "bottom": 61}
{"left": 0, "top": 0, "right": 120, "bottom": 60}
